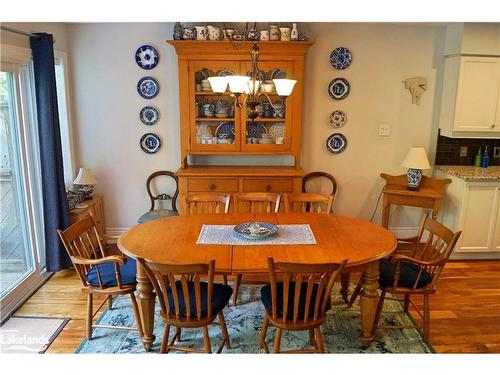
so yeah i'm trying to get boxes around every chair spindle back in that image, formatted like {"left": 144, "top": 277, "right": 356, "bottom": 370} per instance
{"left": 233, "top": 192, "right": 281, "bottom": 213}
{"left": 146, "top": 171, "right": 179, "bottom": 212}
{"left": 184, "top": 193, "right": 231, "bottom": 215}
{"left": 284, "top": 193, "right": 334, "bottom": 214}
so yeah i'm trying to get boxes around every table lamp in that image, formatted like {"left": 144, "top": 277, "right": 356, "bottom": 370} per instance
{"left": 401, "top": 147, "right": 431, "bottom": 191}
{"left": 73, "top": 167, "right": 98, "bottom": 200}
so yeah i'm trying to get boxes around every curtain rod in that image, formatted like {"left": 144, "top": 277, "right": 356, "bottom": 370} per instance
{"left": 1, "top": 26, "right": 41, "bottom": 40}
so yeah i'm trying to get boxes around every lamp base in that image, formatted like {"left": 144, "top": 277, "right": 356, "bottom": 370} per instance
{"left": 406, "top": 168, "right": 422, "bottom": 191}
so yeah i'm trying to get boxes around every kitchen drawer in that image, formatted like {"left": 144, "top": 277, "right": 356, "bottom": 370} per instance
{"left": 242, "top": 178, "right": 294, "bottom": 193}
{"left": 188, "top": 178, "right": 239, "bottom": 192}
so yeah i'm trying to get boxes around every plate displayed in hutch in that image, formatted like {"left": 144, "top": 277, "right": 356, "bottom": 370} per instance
{"left": 329, "top": 110, "right": 346, "bottom": 128}
{"left": 139, "top": 106, "right": 160, "bottom": 125}
{"left": 328, "top": 78, "right": 350, "bottom": 100}
{"left": 140, "top": 133, "right": 161, "bottom": 154}
{"left": 326, "top": 133, "right": 347, "bottom": 154}
{"left": 137, "top": 77, "right": 160, "bottom": 99}
{"left": 329, "top": 47, "right": 352, "bottom": 70}
{"left": 215, "top": 122, "right": 235, "bottom": 140}
{"left": 135, "top": 45, "right": 159, "bottom": 70}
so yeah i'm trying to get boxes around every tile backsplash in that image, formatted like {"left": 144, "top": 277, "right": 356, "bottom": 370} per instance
{"left": 434, "top": 133, "right": 500, "bottom": 166}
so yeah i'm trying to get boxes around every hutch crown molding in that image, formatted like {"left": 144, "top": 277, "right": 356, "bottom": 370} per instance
{"left": 168, "top": 40, "right": 313, "bottom": 208}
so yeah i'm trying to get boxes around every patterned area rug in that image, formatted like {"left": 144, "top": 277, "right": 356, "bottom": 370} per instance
{"left": 75, "top": 285, "right": 433, "bottom": 354}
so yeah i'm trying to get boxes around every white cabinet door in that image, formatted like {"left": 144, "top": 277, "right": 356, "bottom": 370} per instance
{"left": 457, "top": 184, "right": 499, "bottom": 252}
{"left": 493, "top": 187, "right": 500, "bottom": 252}
{"left": 454, "top": 57, "right": 500, "bottom": 132}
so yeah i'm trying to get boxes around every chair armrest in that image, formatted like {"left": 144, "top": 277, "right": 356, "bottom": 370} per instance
{"left": 389, "top": 254, "right": 444, "bottom": 267}
{"left": 396, "top": 235, "right": 419, "bottom": 243}
{"left": 70, "top": 254, "right": 125, "bottom": 266}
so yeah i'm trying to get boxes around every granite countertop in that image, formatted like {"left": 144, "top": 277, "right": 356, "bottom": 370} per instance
{"left": 435, "top": 165, "right": 500, "bottom": 182}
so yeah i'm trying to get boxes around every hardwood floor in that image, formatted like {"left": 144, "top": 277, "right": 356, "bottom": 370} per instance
{"left": 12, "top": 260, "right": 500, "bottom": 353}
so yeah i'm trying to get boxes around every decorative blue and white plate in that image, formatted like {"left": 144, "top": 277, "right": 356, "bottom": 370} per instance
{"left": 137, "top": 77, "right": 159, "bottom": 99}
{"left": 329, "top": 110, "right": 346, "bottom": 128}
{"left": 246, "top": 122, "right": 267, "bottom": 138}
{"left": 328, "top": 78, "right": 350, "bottom": 100}
{"left": 139, "top": 106, "right": 160, "bottom": 126}
{"left": 140, "top": 133, "right": 161, "bottom": 154}
{"left": 326, "top": 133, "right": 347, "bottom": 154}
{"left": 135, "top": 45, "right": 159, "bottom": 70}
{"left": 233, "top": 222, "right": 279, "bottom": 240}
{"left": 269, "top": 122, "right": 285, "bottom": 139}
{"left": 329, "top": 47, "right": 352, "bottom": 70}
{"left": 215, "top": 122, "right": 235, "bottom": 140}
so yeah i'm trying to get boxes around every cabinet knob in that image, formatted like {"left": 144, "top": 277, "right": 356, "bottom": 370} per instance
{"left": 266, "top": 185, "right": 272, "bottom": 192}
{"left": 491, "top": 124, "right": 496, "bottom": 128}
{"left": 209, "top": 184, "right": 216, "bottom": 191}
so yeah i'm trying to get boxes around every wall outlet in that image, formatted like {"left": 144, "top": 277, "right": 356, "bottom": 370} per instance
{"left": 459, "top": 146, "right": 468, "bottom": 157}
{"left": 494, "top": 146, "right": 500, "bottom": 158}
{"left": 379, "top": 124, "right": 391, "bottom": 136}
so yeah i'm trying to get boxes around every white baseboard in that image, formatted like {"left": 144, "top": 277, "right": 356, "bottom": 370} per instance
{"left": 106, "top": 228, "right": 129, "bottom": 237}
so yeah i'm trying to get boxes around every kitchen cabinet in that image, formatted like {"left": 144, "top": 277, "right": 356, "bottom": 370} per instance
{"left": 434, "top": 170, "right": 500, "bottom": 258}
{"left": 438, "top": 56, "right": 500, "bottom": 138}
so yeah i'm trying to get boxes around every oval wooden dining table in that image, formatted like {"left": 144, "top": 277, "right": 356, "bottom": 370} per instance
{"left": 118, "top": 212, "right": 397, "bottom": 351}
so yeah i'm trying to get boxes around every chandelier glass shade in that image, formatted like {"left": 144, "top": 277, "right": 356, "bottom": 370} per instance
{"left": 207, "top": 42, "right": 297, "bottom": 120}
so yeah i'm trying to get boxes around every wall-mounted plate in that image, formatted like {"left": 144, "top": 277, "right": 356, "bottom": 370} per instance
{"left": 329, "top": 47, "right": 352, "bottom": 70}
{"left": 140, "top": 133, "right": 161, "bottom": 154}
{"left": 137, "top": 77, "right": 159, "bottom": 99}
{"left": 139, "top": 106, "right": 160, "bottom": 125}
{"left": 328, "top": 78, "right": 350, "bottom": 100}
{"left": 135, "top": 45, "right": 159, "bottom": 70}
{"left": 329, "top": 110, "right": 346, "bottom": 128}
{"left": 326, "top": 133, "right": 347, "bottom": 154}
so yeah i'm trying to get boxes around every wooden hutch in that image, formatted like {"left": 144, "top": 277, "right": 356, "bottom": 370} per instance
{"left": 167, "top": 40, "right": 312, "bottom": 207}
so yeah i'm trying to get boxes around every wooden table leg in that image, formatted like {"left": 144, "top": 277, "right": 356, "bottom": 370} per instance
{"left": 381, "top": 195, "right": 390, "bottom": 229}
{"left": 360, "top": 260, "right": 379, "bottom": 349}
{"left": 340, "top": 270, "right": 350, "bottom": 303}
{"left": 136, "top": 262, "right": 156, "bottom": 351}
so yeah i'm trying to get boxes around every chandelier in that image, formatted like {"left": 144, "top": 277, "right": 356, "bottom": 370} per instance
{"left": 207, "top": 42, "right": 297, "bottom": 121}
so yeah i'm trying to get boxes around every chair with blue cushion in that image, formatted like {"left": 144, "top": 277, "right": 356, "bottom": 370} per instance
{"left": 137, "top": 258, "right": 233, "bottom": 353}
{"left": 137, "top": 171, "right": 179, "bottom": 224}
{"left": 259, "top": 257, "right": 347, "bottom": 353}
{"left": 348, "top": 212, "right": 461, "bottom": 343}
{"left": 57, "top": 213, "right": 143, "bottom": 342}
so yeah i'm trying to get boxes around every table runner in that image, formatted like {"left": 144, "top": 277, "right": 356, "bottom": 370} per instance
{"left": 196, "top": 224, "right": 316, "bottom": 245}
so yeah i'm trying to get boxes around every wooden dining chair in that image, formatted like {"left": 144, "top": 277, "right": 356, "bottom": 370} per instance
{"left": 183, "top": 192, "right": 231, "bottom": 215}
{"left": 137, "top": 171, "right": 179, "bottom": 223}
{"left": 136, "top": 258, "right": 233, "bottom": 353}
{"left": 284, "top": 193, "right": 334, "bottom": 214}
{"left": 259, "top": 257, "right": 348, "bottom": 353}
{"left": 349, "top": 214, "right": 461, "bottom": 343}
{"left": 230, "top": 192, "right": 281, "bottom": 306}
{"left": 57, "top": 212, "right": 143, "bottom": 341}
{"left": 302, "top": 171, "right": 337, "bottom": 196}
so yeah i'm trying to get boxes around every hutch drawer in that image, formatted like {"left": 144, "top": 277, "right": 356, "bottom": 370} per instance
{"left": 188, "top": 178, "right": 239, "bottom": 192}
{"left": 242, "top": 178, "right": 294, "bottom": 193}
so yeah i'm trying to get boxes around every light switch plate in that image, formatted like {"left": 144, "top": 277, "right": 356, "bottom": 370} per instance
{"left": 379, "top": 124, "right": 391, "bottom": 136}
{"left": 494, "top": 146, "right": 500, "bottom": 158}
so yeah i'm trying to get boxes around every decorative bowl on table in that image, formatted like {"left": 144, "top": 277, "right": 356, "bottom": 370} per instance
{"left": 233, "top": 222, "right": 279, "bottom": 240}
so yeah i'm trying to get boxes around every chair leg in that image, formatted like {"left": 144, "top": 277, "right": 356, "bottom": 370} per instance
{"left": 309, "top": 329, "right": 316, "bottom": 347}
{"left": 423, "top": 293, "right": 430, "bottom": 343}
{"left": 203, "top": 325, "right": 212, "bottom": 353}
{"left": 273, "top": 328, "right": 282, "bottom": 353}
{"left": 218, "top": 312, "right": 231, "bottom": 351}
{"left": 86, "top": 293, "right": 93, "bottom": 340}
{"left": 259, "top": 314, "right": 269, "bottom": 351}
{"left": 129, "top": 292, "right": 144, "bottom": 337}
{"left": 233, "top": 274, "right": 242, "bottom": 306}
{"left": 107, "top": 295, "right": 113, "bottom": 310}
{"left": 315, "top": 327, "right": 325, "bottom": 353}
{"left": 340, "top": 270, "right": 350, "bottom": 303}
{"left": 347, "top": 277, "right": 363, "bottom": 308}
{"left": 160, "top": 324, "right": 170, "bottom": 354}
{"left": 371, "top": 290, "right": 386, "bottom": 335}
{"left": 403, "top": 294, "right": 410, "bottom": 313}
{"left": 223, "top": 275, "right": 228, "bottom": 285}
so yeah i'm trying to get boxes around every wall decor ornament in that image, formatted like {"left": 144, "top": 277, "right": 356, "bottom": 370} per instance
{"left": 137, "top": 76, "right": 160, "bottom": 99}
{"left": 140, "top": 133, "right": 161, "bottom": 154}
{"left": 329, "top": 47, "right": 352, "bottom": 70}
{"left": 173, "top": 22, "right": 183, "bottom": 40}
{"left": 135, "top": 45, "right": 159, "bottom": 70}
{"left": 403, "top": 76, "right": 427, "bottom": 105}
{"left": 326, "top": 133, "right": 347, "bottom": 154}
{"left": 328, "top": 78, "right": 350, "bottom": 100}
{"left": 329, "top": 110, "right": 347, "bottom": 128}
{"left": 139, "top": 106, "right": 160, "bottom": 126}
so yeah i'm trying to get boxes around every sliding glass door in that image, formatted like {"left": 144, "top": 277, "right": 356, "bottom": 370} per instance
{"left": 0, "top": 61, "right": 47, "bottom": 321}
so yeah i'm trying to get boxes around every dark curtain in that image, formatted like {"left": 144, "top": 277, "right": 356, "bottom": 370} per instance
{"left": 30, "top": 33, "right": 71, "bottom": 272}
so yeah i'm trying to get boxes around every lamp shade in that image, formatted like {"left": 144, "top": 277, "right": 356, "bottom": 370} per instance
{"left": 207, "top": 77, "right": 228, "bottom": 94}
{"left": 401, "top": 147, "right": 431, "bottom": 170}
{"left": 273, "top": 79, "right": 297, "bottom": 96}
{"left": 227, "top": 75, "right": 250, "bottom": 94}
{"left": 73, "top": 168, "right": 98, "bottom": 185}
{"left": 245, "top": 80, "right": 261, "bottom": 95}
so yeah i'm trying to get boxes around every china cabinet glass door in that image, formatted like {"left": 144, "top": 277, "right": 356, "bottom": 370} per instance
{"left": 240, "top": 61, "right": 294, "bottom": 152}
{"left": 189, "top": 61, "right": 240, "bottom": 153}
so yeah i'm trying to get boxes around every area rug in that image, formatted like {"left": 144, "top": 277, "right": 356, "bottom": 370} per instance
{"left": 75, "top": 285, "right": 433, "bottom": 354}
{"left": 0, "top": 316, "right": 69, "bottom": 353}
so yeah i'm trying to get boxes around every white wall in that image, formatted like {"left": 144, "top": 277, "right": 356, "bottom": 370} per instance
{"left": 68, "top": 22, "right": 447, "bottom": 232}
{"left": 68, "top": 23, "right": 180, "bottom": 231}
{"left": 1, "top": 22, "right": 70, "bottom": 51}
